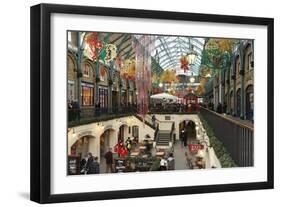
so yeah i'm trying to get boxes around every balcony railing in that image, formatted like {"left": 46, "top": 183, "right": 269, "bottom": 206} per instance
{"left": 199, "top": 107, "right": 254, "bottom": 167}
{"left": 68, "top": 103, "right": 198, "bottom": 127}
{"left": 68, "top": 106, "right": 137, "bottom": 127}
{"left": 149, "top": 104, "right": 198, "bottom": 114}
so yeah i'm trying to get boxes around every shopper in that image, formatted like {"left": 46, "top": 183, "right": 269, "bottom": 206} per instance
{"left": 80, "top": 155, "right": 88, "bottom": 174}
{"left": 160, "top": 157, "right": 168, "bottom": 171}
{"left": 88, "top": 156, "right": 100, "bottom": 174}
{"left": 167, "top": 153, "right": 175, "bottom": 170}
{"left": 183, "top": 130, "right": 187, "bottom": 147}
{"left": 180, "top": 129, "right": 185, "bottom": 148}
{"left": 84, "top": 152, "right": 94, "bottom": 174}
{"left": 185, "top": 151, "right": 193, "bottom": 169}
{"left": 125, "top": 137, "right": 132, "bottom": 152}
{"left": 104, "top": 148, "right": 113, "bottom": 173}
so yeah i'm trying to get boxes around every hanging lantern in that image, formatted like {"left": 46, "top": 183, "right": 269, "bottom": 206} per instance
{"left": 189, "top": 76, "right": 195, "bottom": 83}
{"left": 186, "top": 46, "right": 198, "bottom": 65}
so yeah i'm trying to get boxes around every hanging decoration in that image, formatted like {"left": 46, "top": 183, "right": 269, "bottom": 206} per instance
{"left": 196, "top": 77, "right": 207, "bottom": 95}
{"left": 200, "top": 66, "right": 213, "bottom": 78}
{"left": 120, "top": 59, "right": 133, "bottom": 79}
{"left": 159, "top": 69, "right": 179, "bottom": 83}
{"left": 218, "top": 39, "right": 237, "bottom": 53}
{"left": 180, "top": 56, "right": 189, "bottom": 72}
{"left": 133, "top": 35, "right": 155, "bottom": 119}
{"left": 201, "top": 38, "right": 238, "bottom": 77}
{"left": 127, "top": 60, "right": 136, "bottom": 80}
{"left": 84, "top": 32, "right": 104, "bottom": 61}
{"left": 105, "top": 44, "right": 117, "bottom": 64}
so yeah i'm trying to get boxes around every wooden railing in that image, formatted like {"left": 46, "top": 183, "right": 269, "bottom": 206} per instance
{"left": 199, "top": 107, "right": 254, "bottom": 167}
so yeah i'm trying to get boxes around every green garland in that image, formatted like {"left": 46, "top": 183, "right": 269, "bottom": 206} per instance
{"left": 198, "top": 114, "right": 237, "bottom": 168}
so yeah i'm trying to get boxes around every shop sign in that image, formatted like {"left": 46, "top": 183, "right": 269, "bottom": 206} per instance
{"left": 67, "top": 155, "right": 80, "bottom": 175}
{"left": 188, "top": 144, "right": 204, "bottom": 153}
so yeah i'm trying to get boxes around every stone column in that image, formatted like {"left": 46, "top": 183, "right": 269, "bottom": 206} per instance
{"left": 231, "top": 59, "right": 236, "bottom": 116}
{"left": 108, "top": 84, "right": 113, "bottom": 113}
{"left": 239, "top": 45, "right": 245, "bottom": 119}
{"left": 96, "top": 63, "right": 100, "bottom": 106}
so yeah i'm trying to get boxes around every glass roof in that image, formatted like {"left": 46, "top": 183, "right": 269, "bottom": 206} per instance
{"left": 151, "top": 36, "right": 206, "bottom": 75}
{"left": 68, "top": 32, "right": 206, "bottom": 76}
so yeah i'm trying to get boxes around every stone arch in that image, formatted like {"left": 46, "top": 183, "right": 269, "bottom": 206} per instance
{"left": 245, "top": 84, "right": 254, "bottom": 120}
{"left": 118, "top": 123, "right": 129, "bottom": 142}
{"left": 82, "top": 58, "right": 96, "bottom": 79}
{"left": 67, "top": 52, "right": 77, "bottom": 101}
{"left": 131, "top": 125, "right": 139, "bottom": 137}
{"left": 67, "top": 52, "right": 77, "bottom": 73}
{"left": 70, "top": 134, "right": 97, "bottom": 159}
{"left": 99, "top": 64, "right": 110, "bottom": 86}
{"left": 99, "top": 128, "right": 117, "bottom": 157}
{"left": 245, "top": 80, "right": 254, "bottom": 90}
{"left": 244, "top": 43, "right": 253, "bottom": 72}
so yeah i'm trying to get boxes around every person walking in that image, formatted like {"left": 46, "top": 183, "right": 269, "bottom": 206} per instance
{"left": 104, "top": 148, "right": 114, "bottom": 173}
{"left": 185, "top": 151, "right": 193, "bottom": 169}
{"left": 183, "top": 129, "right": 188, "bottom": 147}
{"left": 167, "top": 153, "right": 175, "bottom": 170}
{"left": 80, "top": 155, "right": 88, "bottom": 174}
{"left": 180, "top": 129, "right": 185, "bottom": 148}
{"left": 151, "top": 114, "right": 156, "bottom": 127}
{"left": 160, "top": 157, "right": 168, "bottom": 171}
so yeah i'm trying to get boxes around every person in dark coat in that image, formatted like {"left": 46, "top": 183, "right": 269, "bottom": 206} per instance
{"left": 223, "top": 102, "right": 227, "bottom": 113}
{"left": 216, "top": 102, "right": 223, "bottom": 114}
{"left": 80, "top": 156, "right": 87, "bottom": 174}
{"left": 104, "top": 148, "right": 113, "bottom": 173}
{"left": 84, "top": 152, "right": 94, "bottom": 174}
{"left": 88, "top": 156, "right": 100, "bottom": 174}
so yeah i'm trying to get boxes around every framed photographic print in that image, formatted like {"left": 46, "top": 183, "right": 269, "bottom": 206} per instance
{"left": 30, "top": 3, "right": 274, "bottom": 203}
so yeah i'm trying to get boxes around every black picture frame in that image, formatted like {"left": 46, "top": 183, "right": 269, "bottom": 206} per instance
{"left": 30, "top": 3, "right": 274, "bottom": 204}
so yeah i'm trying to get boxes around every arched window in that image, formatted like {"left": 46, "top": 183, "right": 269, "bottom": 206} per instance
{"left": 83, "top": 63, "right": 90, "bottom": 77}
{"left": 132, "top": 126, "right": 139, "bottom": 138}
{"left": 245, "top": 85, "right": 254, "bottom": 120}
{"left": 245, "top": 44, "right": 253, "bottom": 71}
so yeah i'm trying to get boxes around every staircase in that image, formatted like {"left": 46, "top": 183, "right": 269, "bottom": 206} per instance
{"left": 156, "top": 130, "right": 171, "bottom": 147}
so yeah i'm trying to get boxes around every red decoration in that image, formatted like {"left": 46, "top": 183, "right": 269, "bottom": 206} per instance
{"left": 86, "top": 32, "right": 104, "bottom": 61}
{"left": 114, "top": 142, "right": 128, "bottom": 158}
{"left": 180, "top": 56, "right": 189, "bottom": 72}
